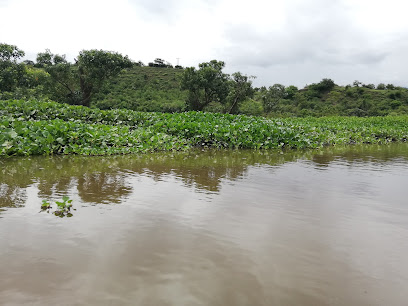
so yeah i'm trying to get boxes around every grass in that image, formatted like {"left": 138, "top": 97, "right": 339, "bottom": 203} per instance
{"left": 1, "top": 99, "right": 407, "bottom": 157}
{"left": 92, "top": 66, "right": 187, "bottom": 112}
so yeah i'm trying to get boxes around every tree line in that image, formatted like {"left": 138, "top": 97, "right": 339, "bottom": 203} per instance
{"left": 1, "top": 42, "right": 407, "bottom": 116}
{"left": 1, "top": 43, "right": 134, "bottom": 107}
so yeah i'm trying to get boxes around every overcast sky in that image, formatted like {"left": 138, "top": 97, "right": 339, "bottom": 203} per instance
{"left": 1, "top": 0, "right": 408, "bottom": 87}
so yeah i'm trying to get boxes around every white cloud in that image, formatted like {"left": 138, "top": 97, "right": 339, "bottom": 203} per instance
{"left": 1, "top": 0, "right": 408, "bottom": 87}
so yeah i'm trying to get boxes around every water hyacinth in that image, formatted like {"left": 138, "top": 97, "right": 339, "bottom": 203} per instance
{"left": 1, "top": 99, "right": 407, "bottom": 157}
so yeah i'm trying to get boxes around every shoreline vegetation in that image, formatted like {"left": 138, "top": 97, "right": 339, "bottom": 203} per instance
{"left": 1, "top": 43, "right": 408, "bottom": 157}
{"left": 2, "top": 43, "right": 408, "bottom": 118}
{"left": 1, "top": 100, "right": 407, "bottom": 157}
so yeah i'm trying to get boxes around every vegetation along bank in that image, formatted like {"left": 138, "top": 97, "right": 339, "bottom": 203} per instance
{"left": 1, "top": 100, "right": 407, "bottom": 157}
{"left": 1, "top": 42, "right": 408, "bottom": 157}
{"left": 2, "top": 43, "right": 408, "bottom": 117}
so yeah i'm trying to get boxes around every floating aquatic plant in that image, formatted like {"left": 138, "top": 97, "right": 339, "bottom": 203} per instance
{"left": 40, "top": 196, "right": 75, "bottom": 218}
{"left": 1, "top": 99, "right": 408, "bottom": 157}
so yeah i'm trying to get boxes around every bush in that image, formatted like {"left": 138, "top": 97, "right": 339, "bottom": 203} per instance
{"left": 239, "top": 99, "right": 263, "bottom": 116}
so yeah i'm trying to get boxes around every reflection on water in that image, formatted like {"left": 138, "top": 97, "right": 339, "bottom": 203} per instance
{"left": 1, "top": 143, "right": 408, "bottom": 305}
{"left": 1, "top": 144, "right": 408, "bottom": 208}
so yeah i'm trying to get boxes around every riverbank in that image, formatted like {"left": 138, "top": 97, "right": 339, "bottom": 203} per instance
{"left": 1, "top": 99, "right": 407, "bottom": 156}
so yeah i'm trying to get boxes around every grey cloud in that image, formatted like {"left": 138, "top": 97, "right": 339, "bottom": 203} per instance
{"left": 130, "top": 0, "right": 179, "bottom": 16}
{"left": 214, "top": 0, "right": 408, "bottom": 87}
{"left": 220, "top": 0, "right": 390, "bottom": 68}
{"left": 0, "top": 0, "right": 10, "bottom": 7}
{"left": 129, "top": 0, "right": 212, "bottom": 21}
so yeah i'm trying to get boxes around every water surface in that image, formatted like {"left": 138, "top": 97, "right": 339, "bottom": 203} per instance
{"left": 1, "top": 144, "right": 408, "bottom": 305}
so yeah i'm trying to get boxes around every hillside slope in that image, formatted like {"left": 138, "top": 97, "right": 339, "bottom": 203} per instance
{"left": 255, "top": 84, "right": 408, "bottom": 117}
{"left": 91, "top": 67, "right": 408, "bottom": 116}
{"left": 92, "top": 66, "right": 187, "bottom": 112}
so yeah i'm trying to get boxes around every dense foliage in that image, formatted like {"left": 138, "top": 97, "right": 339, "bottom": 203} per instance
{"left": 92, "top": 66, "right": 187, "bottom": 112}
{"left": 181, "top": 60, "right": 231, "bottom": 111}
{"left": 1, "top": 100, "right": 407, "bottom": 157}
{"left": 0, "top": 43, "right": 46, "bottom": 94}
{"left": 60, "top": 68, "right": 408, "bottom": 117}
{"left": 258, "top": 79, "right": 408, "bottom": 117}
{"left": 35, "top": 49, "right": 133, "bottom": 106}
{"left": 1, "top": 43, "right": 408, "bottom": 116}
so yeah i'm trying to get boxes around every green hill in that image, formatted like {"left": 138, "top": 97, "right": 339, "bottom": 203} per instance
{"left": 2, "top": 56, "right": 408, "bottom": 117}
{"left": 92, "top": 66, "right": 187, "bottom": 112}
{"left": 91, "top": 67, "right": 408, "bottom": 116}
{"left": 254, "top": 82, "right": 408, "bottom": 117}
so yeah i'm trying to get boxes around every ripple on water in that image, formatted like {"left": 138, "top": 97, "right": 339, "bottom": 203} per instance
{"left": 1, "top": 144, "right": 408, "bottom": 305}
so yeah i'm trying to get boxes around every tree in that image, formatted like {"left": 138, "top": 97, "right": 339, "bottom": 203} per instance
{"left": 23, "top": 60, "right": 35, "bottom": 66}
{"left": 36, "top": 49, "right": 77, "bottom": 103}
{"left": 363, "top": 83, "right": 375, "bottom": 89}
{"left": 377, "top": 83, "right": 386, "bottom": 90}
{"left": 0, "top": 43, "right": 26, "bottom": 92}
{"left": 154, "top": 58, "right": 165, "bottom": 66}
{"left": 307, "top": 79, "right": 336, "bottom": 97}
{"left": 134, "top": 61, "right": 145, "bottom": 67}
{"left": 0, "top": 43, "right": 25, "bottom": 61}
{"left": 261, "top": 84, "right": 286, "bottom": 113}
{"left": 37, "top": 49, "right": 132, "bottom": 106}
{"left": 353, "top": 80, "right": 362, "bottom": 87}
{"left": 285, "top": 85, "right": 298, "bottom": 100}
{"left": 148, "top": 58, "right": 172, "bottom": 68}
{"left": 181, "top": 60, "right": 230, "bottom": 111}
{"left": 76, "top": 50, "right": 132, "bottom": 106}
{"left": 227, "top": 72, "right": 254, "bottom": 114}
{"left": 315, "top": 78, "right": 335, "bottom": 93}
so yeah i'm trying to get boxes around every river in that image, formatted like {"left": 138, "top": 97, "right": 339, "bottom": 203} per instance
{"left": 1, "top": 144, "right": 408, "bottom": 305}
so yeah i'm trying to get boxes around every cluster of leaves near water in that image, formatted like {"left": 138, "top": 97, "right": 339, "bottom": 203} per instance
{"left": 40, "top": 196, "right": 75, "bottom": 218}
{"left": 1, "top": 100, "right": 408, "bottom": 157}
{"left": 0, "top": 118, "right": 189, "bottom": 156}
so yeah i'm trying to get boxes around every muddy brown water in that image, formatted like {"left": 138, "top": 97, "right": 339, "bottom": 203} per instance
{"left": 1, "top": 144, "right": 408, "bottom": 306}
